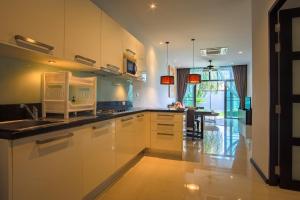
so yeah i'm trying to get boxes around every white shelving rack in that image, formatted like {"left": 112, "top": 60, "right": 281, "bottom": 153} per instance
{"left": 42, "top": 71, "right": 97, "bottom": 119}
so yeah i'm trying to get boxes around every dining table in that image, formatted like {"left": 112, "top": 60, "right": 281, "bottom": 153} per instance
{"left": 194, "top": 110, "right": 219, "bottom": 138}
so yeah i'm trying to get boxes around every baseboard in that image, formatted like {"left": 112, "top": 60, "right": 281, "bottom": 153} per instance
{"left": 250, "top": 158, "right": 269, "bottom": 184}
{"left": 144, "top": 148, "right": 182, "bottom": 161}
{"left": 83, "top": 150, "right": 145, "bottom": 200}
{"left": 83, "top": 148, "right": 183, "bottom": 199}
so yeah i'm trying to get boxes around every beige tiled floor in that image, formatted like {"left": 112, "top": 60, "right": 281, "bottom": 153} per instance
{"left": 97, "top": 119, "right": 300, "bottom": 200}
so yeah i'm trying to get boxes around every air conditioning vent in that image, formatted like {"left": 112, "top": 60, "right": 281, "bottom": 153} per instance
{"left": 200, "top": 47, "right": 228, "bottom": 56}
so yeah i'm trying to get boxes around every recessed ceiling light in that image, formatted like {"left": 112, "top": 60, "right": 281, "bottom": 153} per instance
{"left": 48, "top": 60, "right": 56, "bottom": 64}
{"left": 238, "top": 51, "right": 243, "bottom": 54}
{"left": 150, "top": 3, "right": 157, "bottom": 9}
{"left": 184, "top": 184, "right": 200, "bottom": 191}
{"left": 159, "top": 41, "right": 164, "bottom": 45}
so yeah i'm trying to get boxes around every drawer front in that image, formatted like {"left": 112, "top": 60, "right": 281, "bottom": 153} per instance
{"left": 150, "top": 130, "right": 182, "bottom": 152}
{"left": 151, "top": 112, "right": 182, "bottom": 122}
{"left": 151, "top": 121, "right": 182, "bottom": 133}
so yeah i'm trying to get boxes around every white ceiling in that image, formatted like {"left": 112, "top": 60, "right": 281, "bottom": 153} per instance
{"left": 92, "top": 0, "right": 252, "bottom": 68}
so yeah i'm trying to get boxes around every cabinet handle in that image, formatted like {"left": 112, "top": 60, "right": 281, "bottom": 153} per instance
{"left": 136, "top": 114, "right": 144, "bottom": 118}
{"left": 126, "top": 49, "right": 136, "bottom": 55}
{"left": 106, "top": 64, "right": 120, "bottom": 70}
{"left": 36, "top": 133, "right": 74, "bottom": 145}
{"left": 92, "top": 122, "right": 111, "bottom": 130}
{"left": 75, "top": 55, "right": 96, "bottom": 65}
{"left": 157, "top": 114, "right": 174, "bottom": 117}
{"left": 121, "top": 117, "right": 134, "bottom": 122}
{"left": 157, "top": 123, "right": 174, "bottom": 126}
{"left": 157, "top": 132, "right": 174, "bottom": 136}
{"left": 14, "top": 35, "right": 54, "bottom": 52}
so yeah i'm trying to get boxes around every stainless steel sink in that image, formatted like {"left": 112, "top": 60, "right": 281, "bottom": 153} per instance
{"left": 0, "top": 119, "right": 64, "bottom": 131}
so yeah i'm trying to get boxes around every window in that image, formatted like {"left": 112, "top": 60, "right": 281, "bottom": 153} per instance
{"left": 183, "top": 67, "right": 240, "bottom": 118}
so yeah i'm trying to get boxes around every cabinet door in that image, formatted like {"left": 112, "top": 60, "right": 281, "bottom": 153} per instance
{"left": 135, "top": 113, "right": 148, "bottom": 152}
{"left": 12, "top": 130, "right": 83, "bottom": 200}
{"left": 115, "top": 115, "right": 136, "bottom": 169}
{"left": 0, "top": 0, "right": 64, "bottom": 57}
{"left": 136, "top": 41, "right": 145, "bottom": 72}
{"left": 82, "top": 120, "right": 116, "bottom": 196}
{"left": 144, "top": 113, "right": 151, "bottom": 148}
{"left": 65, "top": 0, "right": 101, "bottom": 68}
{"left": 101, "top": 12, "right": 123, "bottom": 71}
{"left": 122, "top": 29, "right": 138, "bottom": 55}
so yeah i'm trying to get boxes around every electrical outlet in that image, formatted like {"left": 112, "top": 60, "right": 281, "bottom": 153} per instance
{"left": 122, "top": 101, "right": 126, "bottom": 106}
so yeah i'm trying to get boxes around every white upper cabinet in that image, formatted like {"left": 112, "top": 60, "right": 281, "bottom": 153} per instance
{"left": 136, "top": 41, "right": 146, "bottom": 72}
{"left": 101, "top": 12, "right": 123, "bottom": 71}
{"left": 122, "top": 29, "right": 138, "bottom": 55}
{"left": 0, "top": 0, "right": 64, "bottom": 57}
{"left": 65, "top": 0, "right": 101, "bottom": 68}
{"left": 122, "top": 29, "right": 145, "bottom": 73}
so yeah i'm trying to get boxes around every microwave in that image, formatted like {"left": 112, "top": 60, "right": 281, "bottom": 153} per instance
{"left": 123, "top": 54, "right": 137, "bottom": 75}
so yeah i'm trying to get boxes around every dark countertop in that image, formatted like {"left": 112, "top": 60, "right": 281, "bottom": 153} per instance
{"left": 0, "top": 108, "right": 186, "bottom": 140}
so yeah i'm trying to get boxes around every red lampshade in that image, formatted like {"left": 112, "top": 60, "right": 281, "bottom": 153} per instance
{"left": 160, "top": 75, "right": 174, "bottom": 85}
{"left": 187, "top": 74, "right": 201, "bottom": 84}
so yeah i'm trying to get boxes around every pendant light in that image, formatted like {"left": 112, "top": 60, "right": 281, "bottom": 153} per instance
{"left": 187, "top": 39, "right": 201, "bottom": 84}
{"left": 160, "top": 41, "right": 174, "bottom": 85}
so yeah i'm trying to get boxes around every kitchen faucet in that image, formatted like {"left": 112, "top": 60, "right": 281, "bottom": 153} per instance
{"left": 20, "top": 104, "right": 39, "bottom": 120}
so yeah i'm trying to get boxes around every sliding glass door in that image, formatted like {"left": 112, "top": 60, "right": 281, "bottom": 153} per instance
{"left": 196, "top": 81, "right": 225, "bottom": 117}
{"left": 183, "top": 67, "right": 240, "bottom": 119}
{"left": 225, "top": 81, "right": 240, "bottom": 118}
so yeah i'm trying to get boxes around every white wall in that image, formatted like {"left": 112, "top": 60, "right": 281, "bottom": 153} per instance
{"left": 133, "top": 43, "right": 176, "bottom": 108}
{"left": 251, "top": 0, "right": 276, "bottom": 178}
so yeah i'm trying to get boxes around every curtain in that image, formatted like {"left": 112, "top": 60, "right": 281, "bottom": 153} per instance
{"left": 176, "top": 68, "right": 190, "bottom": 104}
{"left": 232, "top": 65, "right": 247, "bottom": 109}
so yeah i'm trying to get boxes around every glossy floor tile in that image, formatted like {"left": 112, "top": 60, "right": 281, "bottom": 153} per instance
{"left": 97, "top": 119, "right": 300, "bottom": 200}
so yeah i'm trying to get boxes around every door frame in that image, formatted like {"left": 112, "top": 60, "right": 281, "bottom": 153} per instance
{"left": 269, "top": 0, "right": 287, "bottom": 186}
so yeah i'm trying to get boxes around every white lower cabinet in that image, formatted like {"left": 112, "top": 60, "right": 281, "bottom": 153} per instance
{"left": 115, "top": 115, "right": 137, "bottom": 169}
{"left": 12, "top": 129, "right": 83, "bottom": 200}
{"left": 135, "top": 113, "right": 149, "bottom": 151}
{"left": 150, "top": 112, "right": 183, "bottom": 153}
{"left": 81, "top": 120, "right": 116, "bottom": 196}
{"left": 3, "top": 111, "right": 181, "bottom": 199}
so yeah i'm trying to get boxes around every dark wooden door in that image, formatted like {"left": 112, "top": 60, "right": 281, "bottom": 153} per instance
{"left": 279, "top": 7, "right": 300, "bottom": 190}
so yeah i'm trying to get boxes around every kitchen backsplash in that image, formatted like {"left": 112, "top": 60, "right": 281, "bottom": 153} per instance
{"left": 0, "top": 101, "right": 133, "bottom": 121}
{"left": 97, "top": 101, "right": 133, "bottom": 112}
{"left": 0, "top": 56, "right": 133, "bottom": 104}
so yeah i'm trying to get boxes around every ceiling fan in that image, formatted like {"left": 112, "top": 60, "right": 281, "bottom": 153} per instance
{"left": 202, "top": 60, "right": 218, "bottom": 72}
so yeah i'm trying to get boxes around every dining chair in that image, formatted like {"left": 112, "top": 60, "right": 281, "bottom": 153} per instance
{"left": 186, "top": 108, "right": 201, "bottom": 139}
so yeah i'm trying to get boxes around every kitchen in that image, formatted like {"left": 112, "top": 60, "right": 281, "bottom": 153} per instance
{"left": 1, "top": 0, "right": 300, "bottom": 200}
{"left": 0, "top": 0, "right": 185, "bottom": 199}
